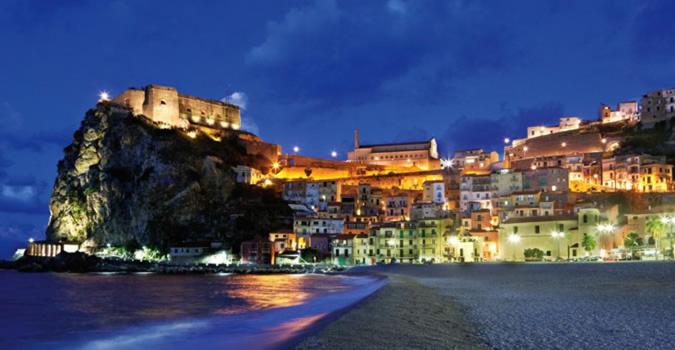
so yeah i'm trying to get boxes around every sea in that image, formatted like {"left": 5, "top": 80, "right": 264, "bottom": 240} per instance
{"left": 0, "top": 270, "right": 384, "bottom": 349}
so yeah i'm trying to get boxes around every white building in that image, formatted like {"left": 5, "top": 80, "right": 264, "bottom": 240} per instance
{"left": 232, "top": 165, "right": 263, "bottom": 185}
{"left": 283, "top": 181, "right": 320, "bottom": 209}
{"left": 460, "top": 175, "right": 492, "bottom": 213}
{"left": 526, "top": 117, "right": 582, "bottom": 139}
{"left": 423, "top": 180, "right": 446, "bottom": 204}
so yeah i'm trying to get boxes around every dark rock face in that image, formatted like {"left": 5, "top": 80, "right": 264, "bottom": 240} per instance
{"left": 47, "top": 104, "right": 290, "bottom": 252}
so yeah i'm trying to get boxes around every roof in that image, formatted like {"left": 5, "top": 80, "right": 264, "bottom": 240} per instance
{"left": 170, "top": 241, "right": 211, "bottom": 248}
{"left": 502, "top": 215, "right": 577, "bottom": 224}
{"left": 358, "top": 139, "right": 432, "bottom": 149}
{"left": 511, "top": 190, "right": 542, "bottom": 195}
{"left": 333, "top": 234, "right": 355, "bottom": 240}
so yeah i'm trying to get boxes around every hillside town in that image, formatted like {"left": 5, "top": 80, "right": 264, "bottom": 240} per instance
{"left": 21, "top": 85, "right": 675, "bottom": 266}
{"left": 240, "top": 88, "right": 675, "bottom": 265}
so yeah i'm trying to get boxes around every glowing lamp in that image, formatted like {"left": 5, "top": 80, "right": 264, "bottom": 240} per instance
{"left": 231, "top": 123, "right": 240, "bottom": 130}
{"left": 551, "top": 185, "right": 557, "bottom": 191}
{"left": 601, "top": 138, "right": 607, "bottom": 144}
{"left": 98, "top": 91, "right": 110, "bottom": 102}
{"left": 504, "top": 138, "right": 510, "bottom": 144}
{"left": 523, "top": 146, "right": 529, "bottom": 152}
{"left": 508, "top": 234, "right": 521, "bottom": 243}
{"left": 293, "top": 146, "right": 300, "bottom": 153}
{"left": 220, "top": 121, "right": 230, "bottom": 128}
{"left": 561, "top": 142, "right": 567, "bottom": 147}
{"left": 331, "top": 151, "right": 338, "bottom": 158}
{"left": 447, "top": 236, "right": 460, "bottom": 245}
{"left": 28, "top": 238, "right": 34, "bottom": 243}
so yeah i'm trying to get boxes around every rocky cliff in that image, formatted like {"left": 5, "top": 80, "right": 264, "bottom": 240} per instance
{"left": 47, "top": 103, "right": 289, "bottom": 252}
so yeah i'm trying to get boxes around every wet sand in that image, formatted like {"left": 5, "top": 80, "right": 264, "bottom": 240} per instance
{"left": 296, "top": 273, "right": 489, "bottom": 350}
{"left": 299, "top": 262, "right": 675, "bottom": 349}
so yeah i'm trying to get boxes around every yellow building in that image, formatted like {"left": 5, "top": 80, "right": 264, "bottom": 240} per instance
{"left": 498, "top": 215, "right": 580, "bottom": 261}
{"left": 602, "top": 154, "right": 673, "bottom": 192}
{"left": 358, "top": 217, "right": 453, "bottom": 264}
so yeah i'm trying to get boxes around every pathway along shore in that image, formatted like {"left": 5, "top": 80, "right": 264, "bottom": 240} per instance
{"left": 296, "top": 273, "right": 489, "bottom": 350}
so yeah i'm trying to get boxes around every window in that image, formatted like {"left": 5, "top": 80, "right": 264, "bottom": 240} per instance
{"left": 535, "top": 225, "right": 540, "bottom": 234}
{"left": 583, "top": 214, "right": 588, "bottom": 223}
{"left": 513, "top": 226, "right": 518, "bottom": 233}
{"left": 558, "top": 224, "right": 564, "bottom": 231}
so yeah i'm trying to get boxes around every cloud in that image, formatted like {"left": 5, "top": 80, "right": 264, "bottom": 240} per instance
{"left": 1, "top": 185, "right": 37, "bottom": 202}
{"left": 441, "top": 102, "right": 565, "bottom": 154}
{"left": 241, "top": 117, "right": 260, "bottom": 136}
{"left": 222, "top": 91, "right": 248, "bottom": 110}
{"left": 0, "top": 177, "right": 50, "bottom": 215}
{"left": 386, "top": 0, "right": 407, "bottom": 15}
{"left": 245, "top": 1, "right": 516, "bottom": 110}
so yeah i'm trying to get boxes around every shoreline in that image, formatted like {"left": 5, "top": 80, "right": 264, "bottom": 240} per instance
{"left": 295, "top": 271, "right": 489, "bottom": 350}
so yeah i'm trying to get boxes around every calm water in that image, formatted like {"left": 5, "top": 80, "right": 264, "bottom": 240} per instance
{"left": 0, "top": 271, "right": 384, "bottom": 349}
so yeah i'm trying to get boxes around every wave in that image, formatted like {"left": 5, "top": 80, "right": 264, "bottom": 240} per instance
{"left": 57, "top": 275, "right": 385, "bottom": 350}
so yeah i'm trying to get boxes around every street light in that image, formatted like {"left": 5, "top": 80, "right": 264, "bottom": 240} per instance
{"left": 293, "top": 146, "right": 300, "bottom": 153}
{"left": 504, "top": 138, "right": 510, "bottom": 144}
{"left": 98, "top": 91, "right": 110, "bottom": 102}
{"left": 331, "top": 151, "right": 338, "bottom": 158}
{"left": 28, "top": 238, "right": 34, "bottom": 243}
{"left": 447, "top": 236, "right": 460, "bottom": 245}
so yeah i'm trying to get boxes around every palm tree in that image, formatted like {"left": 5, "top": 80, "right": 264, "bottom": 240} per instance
{"left": 624, "top": 231, "right": 643, "bottom": 259}
{"left": 645, "top": 216, "right": 665, "bottom": 257}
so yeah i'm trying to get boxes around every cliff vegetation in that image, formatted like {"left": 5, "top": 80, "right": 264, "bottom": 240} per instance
{"left": 47, "top": 103, "right": 289, "bottom": 253}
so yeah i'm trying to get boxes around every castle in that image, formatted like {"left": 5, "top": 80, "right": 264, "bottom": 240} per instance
{"left": 113, "top": 84, "right": 241, "bottom": 130}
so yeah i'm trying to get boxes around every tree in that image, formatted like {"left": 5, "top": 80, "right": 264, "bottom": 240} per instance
{"left": 645, "top": 216, "right": 665, "bottom": 247}
{"left": 624, "top": 231, "right": 643, "bottom": 258}
{"left": 582, "top": 233, "right": 596, "bottom": 252}
{"left": 523, "top": 248, "right": 544, "bottom": 261}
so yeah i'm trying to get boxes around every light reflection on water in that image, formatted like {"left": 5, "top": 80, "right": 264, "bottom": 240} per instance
{"left": 0, "top": 271, "right": 367, "bottom": 349}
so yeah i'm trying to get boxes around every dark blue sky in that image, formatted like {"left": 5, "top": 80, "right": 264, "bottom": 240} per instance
{"left": 1, "top": 0, "right": 674, "bottom": 255}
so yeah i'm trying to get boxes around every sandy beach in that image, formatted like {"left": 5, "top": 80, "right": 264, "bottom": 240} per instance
{"left": 298, "top": 262, "right": 675, "bottom": 349}
{"left": 296, "top": 273, "right": 489, "bottom": 350}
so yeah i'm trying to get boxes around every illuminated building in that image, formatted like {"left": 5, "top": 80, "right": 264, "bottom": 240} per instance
{"left": 526, "top": 117, "right": 582, "bottom": 139}
{"left": 232, "top": 165, "right": 263, "bottom": 185}
{"left": 490, "top": 169, "right": 523, "bottom": 197}
{"left": 422, "top": 180, "right": 446, "bottom": 204}
{"left": 352, "top": 233, "right": 372, "bottom": 265}
{"left": 269, "top": 230, "right": 298, "bottom": 252}
{"left": 331, "top": 234, "right": 354, "bottom": 266}
{"left": 240, "top": 236, "right": 275, "bottom": 265}
{"left": 447, "top": 149, "right": 499, "bottom": 174}
{"left": 348, "top": 129, "right": 440, "bottom": 170}
{"left": 283, "top": 181, "right": 320, "bottom": 209}
{"left": 601, "top": 154, "right": 673, "bottom": 192}
{"left": 460, "top": 175, "right": 492, "bottom": 213}
{"left": 522, "top": 167, "right": 568, "bottom": 192}
{"left": 599, "top": 101, "right": 638, "bottom": 124}
{"left": 498, "top": 208, "right": 609, "bottom": 261}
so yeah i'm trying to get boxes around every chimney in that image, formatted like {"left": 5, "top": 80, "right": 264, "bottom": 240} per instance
{"left": 354, "top": 128, "right": 360, "bottom": 149}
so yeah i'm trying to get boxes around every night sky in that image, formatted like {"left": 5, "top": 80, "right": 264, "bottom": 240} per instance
{"left": 1, "top": 0, "right": 674, "bottom": 256}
